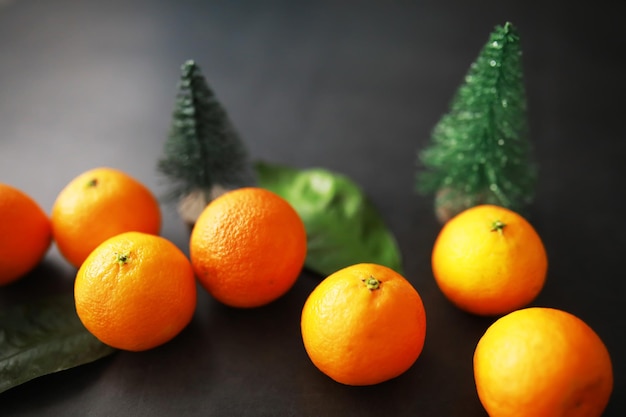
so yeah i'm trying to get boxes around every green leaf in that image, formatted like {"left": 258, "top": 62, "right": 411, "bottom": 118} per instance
{"left": 255, "top": 161, "right": 403, "bottom": 276}
{"left": 0, "top": 294, "right": 116, "bottom": 394}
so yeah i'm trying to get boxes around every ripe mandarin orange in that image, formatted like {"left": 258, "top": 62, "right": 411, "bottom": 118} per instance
{"left": 190, "top": 187, "right": 307, "bottom": 308}
{"left": 51, "top": 167, "right": 161, "bottom": 268}
{"left": 74, "top": 231, "right": 197, "bottom": 351}
{"left": 431, "top": 204, "right": 547, "bottom": 316}
{"left": 301, "top": 263, "right": 426, "bottom": 386}
{"left": 474, "top": 307, "right": 613, "bottom": 417}
{"left": 0, "top": 183, "right": 52, "bottom": 285}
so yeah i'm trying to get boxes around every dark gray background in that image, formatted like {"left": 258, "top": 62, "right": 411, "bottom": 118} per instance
{"left": 1, "top": 1, "right": 624, "bottom": 416}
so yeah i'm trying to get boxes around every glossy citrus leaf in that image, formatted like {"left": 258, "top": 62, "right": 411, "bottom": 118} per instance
{"left": 255, "top": 161, "right": 403, "bottom": 276}
{"left": 0, "top": 294, "right": 116, "bottom": 393}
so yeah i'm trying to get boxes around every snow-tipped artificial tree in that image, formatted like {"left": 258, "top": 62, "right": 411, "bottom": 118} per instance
{"left": 417, "top": 22, "right": 536, "bottom": 223}
{"left": 158, "top": 60, "right": 254, "bottom": 225}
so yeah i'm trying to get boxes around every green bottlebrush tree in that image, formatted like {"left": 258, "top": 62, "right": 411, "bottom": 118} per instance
{"left": 417, "top": 22, "right": 536, "bottom": 223}
{"left": 158, "top": 60, "right": 255, "bottom": 225}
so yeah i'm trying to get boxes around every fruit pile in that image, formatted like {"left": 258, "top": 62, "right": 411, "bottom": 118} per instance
{"left": 0, "top": 167, "right": 614, "bottom": 416}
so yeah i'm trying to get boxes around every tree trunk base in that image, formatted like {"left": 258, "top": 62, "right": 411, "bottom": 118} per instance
{"left": 177, "top": 186, "right": 229, "bottom": 228}
{"left": 434, "top": 187, "right": 492, "bottom": 224}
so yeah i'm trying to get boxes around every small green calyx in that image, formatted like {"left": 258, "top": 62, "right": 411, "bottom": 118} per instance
{"left": 86, "top": 178, "right": 98, "bottom": 188}
{"left": 362, "top": 276, "right": 381, "bottom": 291}
{"left": 115, "top": 252, "right": 131, "bottom": 265}
{"left": 491, "top": 219, "right": 506, "bottom": 234}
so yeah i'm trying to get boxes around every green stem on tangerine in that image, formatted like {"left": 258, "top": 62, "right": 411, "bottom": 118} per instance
{"left": 116, "top": 252, "right": 130, "bottom": 265}
{"left": 86, "top": 178, "right": 98, "bottom": 187}
{"left": 491, "top": 219, "right": 506, "bottom": 234}
{"left": 363, "top": 276, "right": 381, "bottom": 291}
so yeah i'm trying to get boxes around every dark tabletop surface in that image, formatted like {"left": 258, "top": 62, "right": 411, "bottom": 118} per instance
{"left": 1, "top": 1, "right": 624, "bottom": 416}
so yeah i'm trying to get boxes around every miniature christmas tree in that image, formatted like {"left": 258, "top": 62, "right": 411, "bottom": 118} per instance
{"left": 158, "top": 60, "right": 254, "bottom": 225}
{"left": 417, "top": 22, "right": 536, "bottom": 223}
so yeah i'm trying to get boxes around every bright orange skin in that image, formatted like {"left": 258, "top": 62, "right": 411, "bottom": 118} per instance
{"left": 190, "top": 187, "right": 307, "bottom": 308}
{"left": 432, "top": 204, "right": 547, "bottom": 316}
{"left": 75, "top": 232, "right": 197, "bottom": 351}
{"left": 301, "top": 263, "right": 427, "bottom": 386}
{"left": 51, "top": 167, "right": 161, "bottom": 269}
{"left": 0, "top": 183, "right": 52, "bottom": 285}
{"left": 474, "top": 307, "right": 613, "bottom": 417}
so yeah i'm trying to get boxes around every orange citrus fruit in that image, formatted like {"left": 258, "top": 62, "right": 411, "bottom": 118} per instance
{"left": 474, "top": 307, "right": 613, "bottom": 417}
{"left": 0, "top": 183, "right": 52, "bottom": 285}
{"left": 74, "top": 231, "right": 197, "bottom": 351}
{"left": 431, "top": 204, "right": 547, "bottom": 316}
{"left": 301, "top": 263, "right": 427, "bottom": 386}
{"left": 190, "top": 187, "right": 307, "bottom": 308}
{"left": 51, "top": 167, "right": 161, "bottom": 268}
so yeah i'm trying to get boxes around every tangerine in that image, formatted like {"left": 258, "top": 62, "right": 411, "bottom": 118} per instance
{"left": 190, "top": 187, "right": 307, "bottom": 308}
{"left": 51, "top": 167, "right": 161, "bottom": 268}
{"left": 301, "top": 263, "right": 426, "bottom": 386}
{"left": 74, "top": 231, "right": 197, "bottom": 351}
{"left": 474, "top": 307, "right": 613, "bottom": 417}
{"left": 431, "top": 204, "right": 547, "bottom": 315}
{"left": 0, "top": 183, "right": 52, "bottom": 285}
